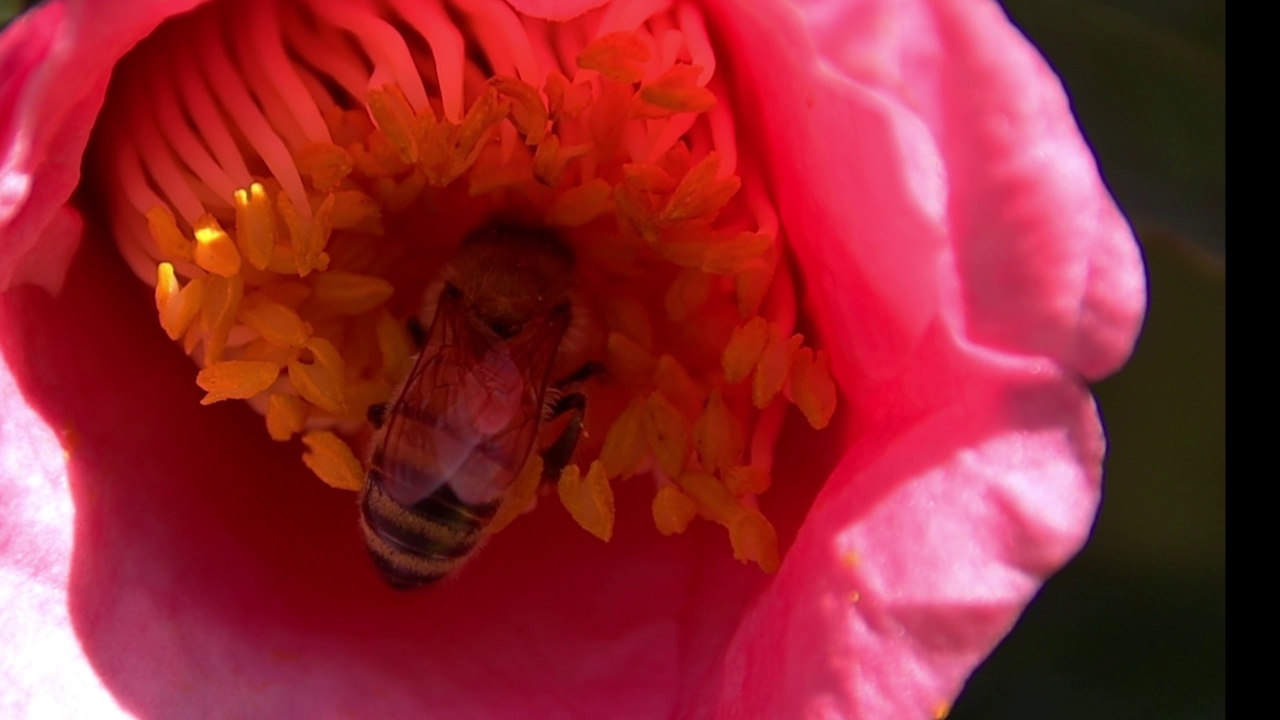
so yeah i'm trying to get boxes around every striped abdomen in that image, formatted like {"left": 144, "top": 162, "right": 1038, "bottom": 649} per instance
{"left": 359, "top": 452, "right": 503, "bottom": 588}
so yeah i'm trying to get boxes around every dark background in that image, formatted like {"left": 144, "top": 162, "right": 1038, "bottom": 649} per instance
{"left": 1, "top": 0, "right": 1226, "bottom": 717}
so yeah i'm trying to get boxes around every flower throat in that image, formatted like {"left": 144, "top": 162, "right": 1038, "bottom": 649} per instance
{"left": 91, "top": 0, "right": 836, "bottom": 573}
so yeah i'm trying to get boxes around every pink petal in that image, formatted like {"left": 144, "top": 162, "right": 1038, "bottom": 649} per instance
{"left": 0, "top": 0, "right": 208, "bottom": 292}
{"left": 502, "top": 0, "right": 611, "bottom": 21}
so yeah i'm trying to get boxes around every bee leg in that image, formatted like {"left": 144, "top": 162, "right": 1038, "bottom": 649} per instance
{"left": 368, "top": 402, "right": 390, "bottom": 429}
{"left": 540, "top": 392, "right": 586, "bottom": 481}
{"left": 406, "top": 315, "right": 427, "bottom": 350}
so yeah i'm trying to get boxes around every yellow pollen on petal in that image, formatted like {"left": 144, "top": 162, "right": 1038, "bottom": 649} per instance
{"left": 145, "top": 205, "right": 194, "bottom": 262}
{"left": 265, "top": 393, "right": 309, "bottom": 441}
{"left": 233, "top": 183, "right": 275, "bottom": 271}
{"left": 557, "top": 460, "right": 615, "bottom": 542}
{"left": 193, "top": 214, "right": 241, "bottom": 277}
{"left": 652, "top": 484, "right": 698, "bottom": 536}
{"left": 196, "top": 360, "right": 280, "bottom": 405}
{"left": 300, "top": 431, "right": 364, "bottom": 492}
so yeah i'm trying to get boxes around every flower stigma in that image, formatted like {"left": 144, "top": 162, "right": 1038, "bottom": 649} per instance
{"left": 93, "top": 0, "right": 837, "bottom": 573}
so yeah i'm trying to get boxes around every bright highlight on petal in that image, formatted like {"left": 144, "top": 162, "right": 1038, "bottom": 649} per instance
{"left": 95, "top": 0, "right": 839, "bottom": 573}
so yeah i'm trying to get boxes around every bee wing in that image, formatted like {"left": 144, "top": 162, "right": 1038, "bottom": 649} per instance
{"left": 372, "top": 293, "right": 569, "bottom": 507}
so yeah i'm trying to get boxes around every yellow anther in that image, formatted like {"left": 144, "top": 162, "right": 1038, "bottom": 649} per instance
{"left": 606, "top": 331, "right": 657, "bottom": 390}
{"left": 310, "top": 270, "right": 395, "bottom": 315}
{"left": 367, "top": 84, "right": 419, "bottom": 163}
{"left": 695, "top": 388, "right": 744, "bottom": 475}
{"left": 653, "top": 354, "right": 704, "bottom": 420}
{"left": 196, "top": 360, "right": 280, "bottom": 405}
{"left": 664, "top": 268, "right": 712, "bottom": 321}
{"left": 329, "top": 189, "right": 383, "bottom": 233}
{"left": 557, "top": 460, "right": 615, "bottom": 542}
{"left": 643, "top": 392, "right": 690, "bottom": 479}
{"left": 736, "top": 261, "right": 776, "bottom": 318}
{"left": 622, "top": 162, "right": 678, "bottom": 193}
{"left": 545, "top": 177, "right": 612, "bottom": 227}
{"left": 232, "top": 183, "right": 274, "bottom": 270}
{"left": 145, "top": 205, "right": 194, "bottom": 262}
{"left": 300, "top": 431, "right": 365, "bottom": 492}
{"left": 491, "top": 76, "right": 548, "bottom": 145}
{"left": 155, "top": 263, "right": 204, "bottom": 341}
{"left": 297, "top": 193, "right": 335, "bottom": 276}
{"left": 490, "top": 454, "right": 545, "bottom": 534}
{"left": 543, "top": 70, "right": 592, "bottom": 121}
{"left": 200, "top": 274, "right": 243, "bottom": 364}
{"left": 193, "top": 214, "right": 241, "bottom": 277}
{"left": 701, "top": 231, "right": 772, "bottom": 275}
{"left": 661, "top": 152, "right": 739, "bottom": 224}
{"left": 722, "top": 316, "right": 769, "bottom": 383}
{"left": 790, "top": 348, "right": 837, "bottom": 429}
{"left": 254, "top": 281, "right": 311, "bottom": 308}
{"left": 729, "top": 508, "right": 780, "bottom": 573}
{"left": 600, "top": 398, "right": 648, "bottom": 479}
{"left": 533, "top": 135, "right": 589, "bottom": 187}
{"left": 287, "top": 337, "right": 347, "bottom": 414}
{"left": 265, "top": 393, "right": 308, "bottom": 441}
{"left": 241, "top": 337, "right": 301, "bottom": 366}
{"left": 634, "top": 65, "right": 717, "bottom": 118}
{"left": 576, "top": 31, "right": 650, "bottom": 84}
{"left": 753, "top": 326, "right": 803, "bottom": 409}
{"left": 652, "top": 484, "right": 698, "bottom": 536}
{"left": 375, "top": 309, "right": 414, "bottom": 383}
{"left": 724, "top": 465, "right": 771, "bottom": 496}
{"left": 675, "top": 471, "right": 738, "bottom": 525}
{"left": 295, "top": 142, "right": 355, "bottom": 191}
{"left": 241, "top": 300, "right": 311, "bottom": 348}
{"left": 373, "top": 168, "right": 427, "bottom": 213}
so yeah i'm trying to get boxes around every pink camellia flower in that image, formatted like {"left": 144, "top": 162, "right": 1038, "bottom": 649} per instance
{"left": 0, "top": 0, "right": 1144, "bottom": 717}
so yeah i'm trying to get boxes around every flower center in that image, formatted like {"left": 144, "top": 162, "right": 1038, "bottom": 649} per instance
{"left": 91, "top": 0, "right": 836, "bottom": 573}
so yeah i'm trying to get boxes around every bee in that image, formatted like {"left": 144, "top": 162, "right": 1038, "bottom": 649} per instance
{"left": 359, "top": 226, "right": 596, "bottom": 589}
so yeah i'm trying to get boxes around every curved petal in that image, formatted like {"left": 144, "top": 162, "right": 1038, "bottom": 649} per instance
{"left": 502, "top": 0, "right": 611, "bottom": 22}
{"left": 0, "top": 0, "right": 208, "bottom": 292}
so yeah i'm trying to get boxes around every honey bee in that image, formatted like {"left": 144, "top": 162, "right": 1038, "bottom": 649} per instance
{"left": 359, "top": 226, "right": 596, "bottom": 589}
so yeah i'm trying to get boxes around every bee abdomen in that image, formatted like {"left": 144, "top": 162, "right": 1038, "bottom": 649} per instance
{"left": 360, "top": 473, "right": 499, "bottom": 589}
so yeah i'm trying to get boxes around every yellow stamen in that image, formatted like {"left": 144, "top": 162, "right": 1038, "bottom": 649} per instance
{"left": 545, "top": 178, "right": 612, "bottom": 227}
{"left": 664, "top": 268, "right": 712, "bottom": 321}
{"left": 329, "top": 190, "right": 383, "bottom": 233}
{"left": 557, "top": 460, "right": 615, "bottom": 542}
{"left": 374, "top": 309, "right": 414, "bottom": 383}
{"left": 491, "top": 76, "right": 548, "bottom": 145}
{"left": 145, "top": 205, "right": 194, "bottom": 262}
{"left": 722, "top": 316, "right": 769, "bottom": 383}
{"left": 634, "top": 65, "right": 717, "bottom": 117}
{"left": 490, "top": 454, "right": 545, "bottom": 534}
{"left": 367, "top": 84, "right": 419, "bottom": 163}
{"left": 729, "top": 508, "right": 780, "bottom": 573}
{"left": 296, "top": 142, "right": 355, "bottom": 191}
{"left": 232, "top": 183, "right": 274, "bottom": 270}
{"left": 695, "top": 388, "right": 744, "bottom": 475}
{"left": 199, "top": 274, "right": 243, "bottom": 364}
{"left": 310, "top": 271, "right": 395, "bottom": 315}
{"left": 753, "top": 325, "right": 803, "bottom": 409}
{"left": 155, "top": 263, "right": 204, "bottom": 341}
{"left": 724, "top": 465, "right": 771, "bottom": 496}
{"left": 300, "top": 431, "right": 364, "bottom": 492}
{"left": 643, "top": 392, "right": 690, "bottom": 479}
{"left": 661, "top": 152, "right": 738, "bottom": 224}
{"left": 193, "top": 214, "right": 241, "bottom": 277}
{"left": 599, "top": 398, "right": 648, "bottom": 480}
{"left": 790, "top": 348, "right": 838, "bottom": 429}
{"left": 652, "top": 484, "right": 699, "bottom": 536}
{"left": 606, "top": 331, "right": 657, "bottom": 389}
{"left": 240, "top": 300, "right": 311, "bottom": 348}
{"left": 287, "top": 337, "right": 347, "bottom": 414}
{"left": 576, "top": 32, "right": 650, "bottom": 84}
{"left": 196, "top": 360, "right": 280, "bottom": 405}
{"left": 265, "top": 393, "right": 308, "bottom": 441}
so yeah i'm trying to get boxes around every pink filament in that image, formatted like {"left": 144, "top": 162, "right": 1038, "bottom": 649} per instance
{"left": 245, "top": 0, "right": 332, "bottom": 144}
{"left": 385, "top": 0, "right": 466, "bottom": 121}
{"left": 311, "top": 0, "right": 431, "bottom": 114}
